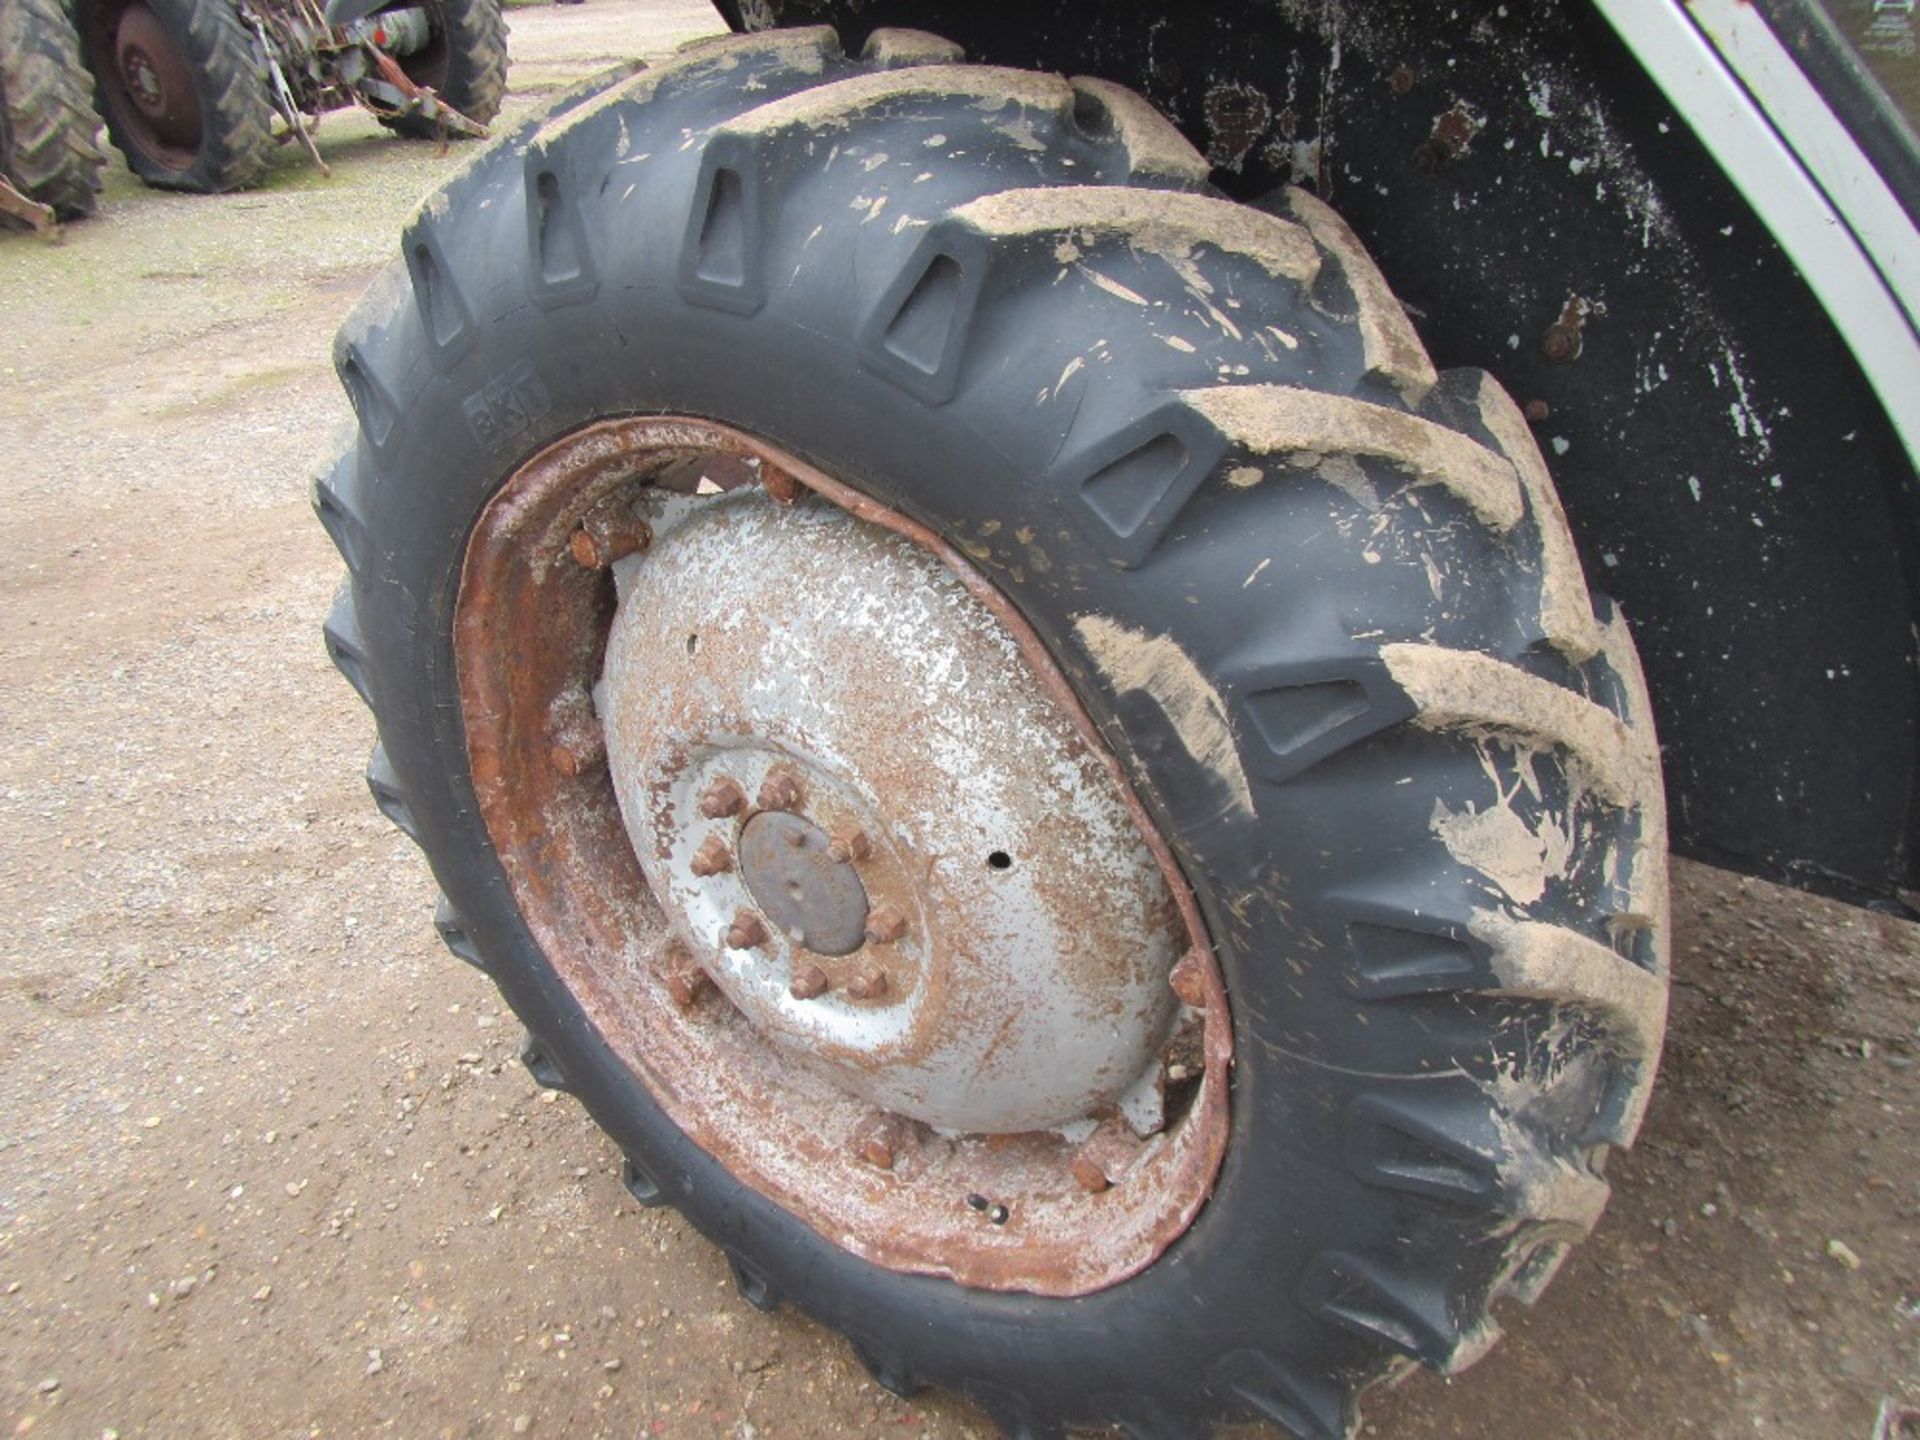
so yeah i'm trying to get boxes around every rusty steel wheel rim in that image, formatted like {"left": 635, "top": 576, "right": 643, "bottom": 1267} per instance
{"left": 106, "top": 2, "right": 202, "bottom": 168}
{"left": 454, "top": 417, "right": 1232, "bottom": 1296}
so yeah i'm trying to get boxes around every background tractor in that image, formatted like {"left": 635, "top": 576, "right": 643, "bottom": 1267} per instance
{"left": 5, "top": 0, "right": 506, "bottom": 212}
{"left": 75, "top": 0, "right": 506, "bottom": 191}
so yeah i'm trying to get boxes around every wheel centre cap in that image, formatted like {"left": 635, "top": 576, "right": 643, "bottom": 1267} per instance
{"left": 738, "top": 811, "right": 869, "bottom": 956}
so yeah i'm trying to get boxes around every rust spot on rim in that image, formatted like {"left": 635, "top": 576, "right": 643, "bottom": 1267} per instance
{"left": 454, "top": 415, "right": 1232, "bottom": 1297}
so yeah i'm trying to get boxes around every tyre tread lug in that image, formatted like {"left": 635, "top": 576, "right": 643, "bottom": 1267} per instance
{"left": 332, "top": 340, "right": 399, "bottom": 450}
{"left": 1050, "top": 401, "right": 1230, "bottom": 566}
{"left": 1068, "top": 75, "right": 1211, "bottom": 184}
{"left": 322, "top": 585, "right": 372, "bottom": 708}
{"left": 717, "top": 65, "right": 1072, "bottom": 142}
{"left": 1282, "top": 186, "right": 1438, "bottom": 405}
{"left": 856, "top": 227, "right": 987, "bottom": 404}
{"left": 950, "top": 184, "right": 1318, "bottom": 287}
{"left": 518, "top": 1030, "right": 568, "bottom": 1092}
{"left": 312, "top": 448, "right": 371, "bottom": 575}
{"left": 523, "top": 154, "right": 598, "bottom": 306}
{"left": 403, "top": 218, "right": 476, "bottom": 363}
{"left": 1464, "top": 371, "right": 1604, "bottom": 661}
{"left": 677, "top": 138, "right": 765, "bottom": 315}
{"left": 364, "top": 741, "right": 419, "bottom": 841}
{"left": 1212, "top": 1349, "right": 1353, "bottom": 1440}
{"left": 619, "top": 1154, "right": 666, "bottom": 1207}
{"left": 1298, "top": 1249, "right": 1485, "bottom": 1374}
{"left": 724, "top": 1251, "right": 780, "bottom": 1312}
{"left": 859, "top": 28, "right": 965, "bottom": 69}
{"left": 431, "top": 894, "right": 488, "bottom": 973}
{"left": 523, "top": 29, "right": 842, "bottom": 155}
{"left": 1179, "top": 384, "right": 1524, "bottom": 534}
{"left": 847, "top": 1332, "right": 921, "bottom": 1398}
{"left": 1227, "top": 655, "right": 1417, "bottom": 785}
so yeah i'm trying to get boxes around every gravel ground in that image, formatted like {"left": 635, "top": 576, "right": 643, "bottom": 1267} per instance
{"left": 1, "top": 3, "right": 1915, "bottom": 1436}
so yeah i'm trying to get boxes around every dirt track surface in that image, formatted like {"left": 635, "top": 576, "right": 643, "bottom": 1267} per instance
{"left": 1, "top": 4, "right": 1916, "bottom": 1436}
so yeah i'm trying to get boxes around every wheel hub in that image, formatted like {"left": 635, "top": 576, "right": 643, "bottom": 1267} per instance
{"left": 122, "top": 49, "right": 162, "bottom": 112}
{"left": 111, "top": 4, "right": 201, "bottom": 152}
{"left": 597, "top": 490, "right": 1183, "bottom": 1134}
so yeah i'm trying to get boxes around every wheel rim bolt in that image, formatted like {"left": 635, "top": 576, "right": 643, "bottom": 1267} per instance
{"left": 863, "top": 905, "right": 907, "bottom": 946}
{"left": 689, "top": 835, "right": 733, "bottom": 877}
{"left": 698, "top": 777, "right": 746, "bottom": 819}
{"left": 826, "top": 826, "right": 870, "bottom": 863}
{"left": 756, "top": 769, "right": 802, "bottom": 812}
{"left": 569, "top": 513, "right": 652, "bottom": 570}
{"left": 1168, "top": 950, "right": 1208, "bottom": 1008}
{"left": 759, "top": 462, "right": 804, "bottom": 505}
{"left": 789, "top": 963, "right": 830, "bottom": 1000}
{"left": 657, "top": 940, "right": 711, "bottom": 1009}
{"left": 724, "top": 909, "right": 768, "bottom": 951}
{"left": 845, "top": 968, "right": 889, "bottom": 1001}
{"left": 1070, "top": 1156, "right": 1111, "bottom": 1194}
{"left": 858, "top": 1138, "right": 895, "bottom": 1171}
{"left": 664, "top": 969, "right": 712, "bottom": 1008}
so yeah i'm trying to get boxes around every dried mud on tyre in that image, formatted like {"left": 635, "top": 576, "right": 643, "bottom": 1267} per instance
{"left": 317, "top": 27, "right": 1670, "bottom": 1439}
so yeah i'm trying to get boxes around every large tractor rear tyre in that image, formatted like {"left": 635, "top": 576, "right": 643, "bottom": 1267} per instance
{"left": 377, "top": 0, "right": 506, "bottom": 140}
{"left": 318, "top": 32, "right": 1670, "bottom": 1438}
{"left": 78, "top": 0, "right": 271, "bottom": 193}
{"left": 0, "top": 0, "right": 106, "bottom": 225}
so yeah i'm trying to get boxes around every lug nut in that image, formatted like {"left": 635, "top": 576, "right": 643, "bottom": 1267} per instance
{"left": 846, "top": 968, "right": 890, "bottom": 1001}
{"left": 690, "top": 835, "right": 734, "bottom": 877}
{"left": 1070, "top": 1156, "right": 1112, "bottom": 1194}
{"left": 789, "top": 963, "right": 829, "bottom": 1000}
{"left": 858, "top": 1138, "right": 895, "bottom": 1171}
{"left": 827, "top": 826, "right": 870, "bottom": 863}
{"left": 757, "top": 769, "right": 802, "bottom": 812}
{"left": 863, "top": 905, "right": 907, "bottom": 946}
{"left": 698, "top": 777, "right": 746, "bottom": 819}
{"left": 724, "top": 909, "right": 767, "bottom": 951}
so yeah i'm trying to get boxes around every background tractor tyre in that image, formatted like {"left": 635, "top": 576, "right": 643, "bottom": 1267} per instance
{"left": 318, "top": 31, "right": 1670, "bottom": 1439}
{"left": 0, "top": 0, "right": 106, "bottom": 224}
{"left": 377, "top": 0, "right": 505, "bottom": 140}
{"left": 77, "top": 0, "right": 270, "bottom": 193}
